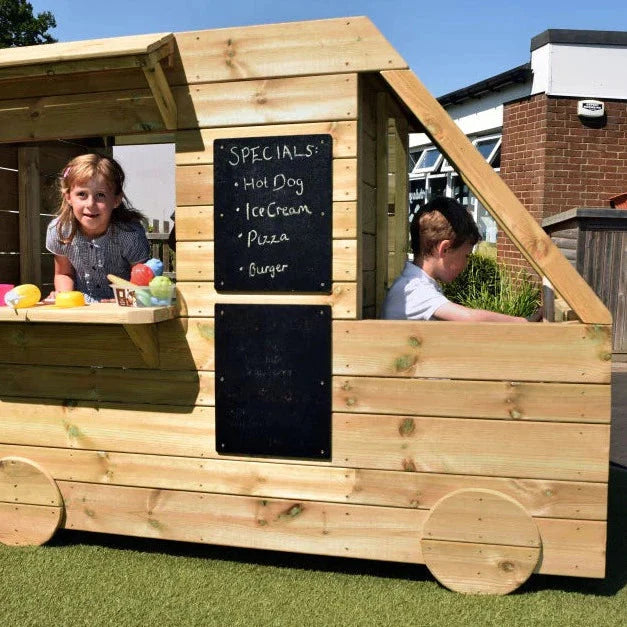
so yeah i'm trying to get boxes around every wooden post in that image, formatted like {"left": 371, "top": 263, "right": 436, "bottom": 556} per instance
{"left": 374, "top": 92, "right": 389, "bottom": 317}
{"left": 18, "top": 147, "right": 41, "bottom": 286}
{"left": 391, "top": 111, "right": 409, "bottom": 280}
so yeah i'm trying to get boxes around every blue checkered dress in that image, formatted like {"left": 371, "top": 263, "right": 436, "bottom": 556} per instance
{"left": 46, "top": 218, "right": 150, "bottom": 301}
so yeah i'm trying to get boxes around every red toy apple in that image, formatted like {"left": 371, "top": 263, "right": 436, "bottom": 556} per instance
{"left": 130, "top": 263, "right": 154, "bottom": 286}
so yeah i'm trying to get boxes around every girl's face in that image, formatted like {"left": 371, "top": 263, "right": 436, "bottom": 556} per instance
{"left": 65, "top": 174, "right": 121, "bottom": 238}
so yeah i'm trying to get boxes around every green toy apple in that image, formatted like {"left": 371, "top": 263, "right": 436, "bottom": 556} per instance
{"left": 149, "top": 275, "right": 173, "bottom": 300}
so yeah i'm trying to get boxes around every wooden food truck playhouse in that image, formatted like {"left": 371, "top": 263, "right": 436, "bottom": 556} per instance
{"left": 0, "top": 17, "right": 612, "bottom": 595}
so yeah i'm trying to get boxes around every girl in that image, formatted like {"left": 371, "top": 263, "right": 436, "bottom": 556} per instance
{"left": 46, "top": 154, "right": 150, "bottom": 301}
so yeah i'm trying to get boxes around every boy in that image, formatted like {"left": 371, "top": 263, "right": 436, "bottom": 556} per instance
{"left": 382, "top": 196, "right": 529, "bottom": 322}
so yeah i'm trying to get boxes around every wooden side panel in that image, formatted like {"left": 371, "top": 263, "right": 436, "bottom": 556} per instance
{"left": 334, "top": 413, "right": 609, "bottom": 482}
{"left": 171, "top": 17, "right": 407, "bottom": 85}
{"left": 1, "top": 364, "right": 609, "bottom": 425}
{"left": 0, "top": 364, "right": 206, "bottom": 406}
{"left": 0, "top": 145, "right": 19, "bottom": 284}
{"left": 60, "top": 481, "right": 425, "bottom": 563}
{"left": 56, "top": 481, "right": 605, "bottom": 576}
{"left": 333, "top": 320, "right": 612, "bottom": 383}
{"left": 0, "top": 88, "right": 165, "bottom": 143}
{"left": 176, "top": 283, "right": 357, "bottom": 319}
{"left": 175, "top": 121, "right": 357, "bottom": 164}
{"left": 333, "top": 377, "right": 611, "bottom": 423}
{"left": 0, "top": 443, "right": 607, "bottom": 520}
{"left": 0, "top": 399, "right": 609, "bottom": 481}
{"left": 176, "top": 74, "right": 358, "bottom": 131}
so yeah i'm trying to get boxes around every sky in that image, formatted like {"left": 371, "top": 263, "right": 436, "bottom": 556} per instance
{"left": 33, "top": 0, "right": 626, "bottom": 97}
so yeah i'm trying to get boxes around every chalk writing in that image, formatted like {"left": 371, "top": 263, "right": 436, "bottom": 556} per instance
{"left": 214, "top": 134, "right": 332, "bottom": 292}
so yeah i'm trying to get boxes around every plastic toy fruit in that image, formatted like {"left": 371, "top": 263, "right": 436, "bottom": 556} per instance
{"left": 149, "top": 275, "right": 173, "bottom": 300}
{"left": 145, "top": 258, "right": 164, "bottom": 277}
{"left": 4, "top": 284, "right": 41, "bottom": 308}
{"left": 130, "top": 263, "right": 154, "bottom": 286}
{"left": 55, "top": 291, "right": 86, "bottom": 308}
{"left": 134, "top": 288, "right": 153, "bottom": 307}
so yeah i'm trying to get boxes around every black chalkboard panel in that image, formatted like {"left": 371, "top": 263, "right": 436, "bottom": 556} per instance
{"left": 215, "top": 304, "right": 331, "bottom": 459}
{"left": 214, "top": 134, "right": 332, "bottom": 292}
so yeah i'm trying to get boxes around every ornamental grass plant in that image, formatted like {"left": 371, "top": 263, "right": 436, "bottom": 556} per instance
{"left": 442, "top": 253, "right": 541, "bottom": 318}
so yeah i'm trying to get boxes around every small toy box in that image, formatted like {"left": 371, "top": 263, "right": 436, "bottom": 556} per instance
{"left": 112, "top": 285, "right": 176, "bottom": 308}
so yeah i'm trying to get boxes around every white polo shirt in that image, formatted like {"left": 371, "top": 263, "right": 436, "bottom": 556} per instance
{"left": 382, "top": 261, "right": 449, "bottom": 320}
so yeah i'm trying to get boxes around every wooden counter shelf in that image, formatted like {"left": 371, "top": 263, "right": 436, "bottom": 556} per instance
{"left": 0, "top": 303, "right": 177, "bottom": 368}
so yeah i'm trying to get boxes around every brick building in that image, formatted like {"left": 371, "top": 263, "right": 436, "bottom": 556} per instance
{"left": 409, "top": 29, "right": 627, "bottom": 275}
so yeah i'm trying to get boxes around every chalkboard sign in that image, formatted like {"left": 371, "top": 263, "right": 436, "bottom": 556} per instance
{"left": 214, "top": 134, "right": 332, "bottom": 292}
{"left": 215, "top": 304, "right": 331, "bottom": 459}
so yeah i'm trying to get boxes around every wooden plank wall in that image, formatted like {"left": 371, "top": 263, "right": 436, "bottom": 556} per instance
{"left": 0, "top": 19, "right": 612, "bottom": 581}
{"left": 548, "top": 215, "right": 626, "bottom": 355}
{"left": 580, "top": 229, "right": 626, "bottom": 355}
{"left": 0, "top": 145, "right": 19, "bottom": 284}
{"left": 0, "top": 317, "right": 612, "bottom": 576}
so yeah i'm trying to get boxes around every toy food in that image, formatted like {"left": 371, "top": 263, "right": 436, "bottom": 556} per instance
{"left": 4, "top": 284, "right": 41, "bottom": 309}
{"left": 55, "top": 291, "right": 86, "bottom": 308}
{"left": 145, "top": 258, "right": 164, "bottom": 277}
{"left": 0, "top": 284, "right": 14, "bottom": 307}
{"left": 134, "top": 288, "right": 153, "bottom": 307}
{"left": 149, "top": 275, "right": 173, "bottom": 300}
{"left": 130, "top": 264, "right": 154, "bottom": 286}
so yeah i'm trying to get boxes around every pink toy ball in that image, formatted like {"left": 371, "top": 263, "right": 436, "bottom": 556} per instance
{"left": 0, "top": 284, "right": 15, "bottom": 306}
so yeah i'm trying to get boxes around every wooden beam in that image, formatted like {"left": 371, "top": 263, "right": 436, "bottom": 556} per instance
{"left": 374, "top": 92, "right": 389, "bottom": 316}
{"left": 18, "top": 146, "right": 41, "bottom": 285}
{"left": 391, "top": 110, "right": 409, "bottom": 279}
{"left": 0, "top": 33, "right": 173, "bottom": 72}
{"left": 381, "top": 69, "right": 612, "bottom": 325}
{"left": 142, "top": 61, "right": 177, "bottom": 130}
{"left": 123, "top": 324, "right": 160, "bottom": 369}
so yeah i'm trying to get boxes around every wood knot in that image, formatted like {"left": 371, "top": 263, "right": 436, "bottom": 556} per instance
{"left": 394, "top": 354, "right": 417, "bottom": 372}
{"left": 399, "top": 418, "right": 415, "bottom": 437}
{"left": 402, "top": 458, "right": 417, "bottom": 472}
{"left": 498, "top": 561, "right": 515, "bottom": 573}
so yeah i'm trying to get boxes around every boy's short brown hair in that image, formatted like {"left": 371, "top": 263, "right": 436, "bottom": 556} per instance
{"left": 410, "top": 196, "right": 480, "bottom": 257}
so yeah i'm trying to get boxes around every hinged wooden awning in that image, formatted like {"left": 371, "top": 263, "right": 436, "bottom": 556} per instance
{"left": 0, "top": 33, "right": 177, "bottom": 129}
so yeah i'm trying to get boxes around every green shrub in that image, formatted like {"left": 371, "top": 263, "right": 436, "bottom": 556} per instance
{"left": 442, "top": 253, "right": 541, "bottom": 318}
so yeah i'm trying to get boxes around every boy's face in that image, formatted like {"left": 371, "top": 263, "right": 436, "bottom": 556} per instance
{"left": 435, "top": 240, "right": 473, "bottom": 283}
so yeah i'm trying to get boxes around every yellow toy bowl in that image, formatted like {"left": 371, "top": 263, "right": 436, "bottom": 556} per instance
{"left": 55, "top": 291, "right": 86, "bottom": 308}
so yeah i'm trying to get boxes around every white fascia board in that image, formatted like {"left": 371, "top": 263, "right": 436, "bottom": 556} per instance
{"left": 531, "top": 45, "right": 551, "bottom": 95}
{"left": 409, "top": 81, "right": 531, "bottom": 147}
{"left": 548, "top": 44, "right": 627, "bottom": 99}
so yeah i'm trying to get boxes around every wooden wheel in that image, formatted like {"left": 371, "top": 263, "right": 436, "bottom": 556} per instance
{"left": 421, "top": 488, "right": 541, "bottom": 595}
{"left": 0, "top": 456, "right": 64, "bottom": 546}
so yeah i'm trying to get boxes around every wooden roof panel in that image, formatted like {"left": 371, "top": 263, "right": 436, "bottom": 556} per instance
{"left": 0, "top": 32, "right": 173, "bottom": 69}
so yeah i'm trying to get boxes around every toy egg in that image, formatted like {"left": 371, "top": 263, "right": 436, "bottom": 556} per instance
{"left": 4, "top": 284, "right": 41, "bottom": 309}
{"left": 55, "top": 291, "right": 86, "bottom": 308}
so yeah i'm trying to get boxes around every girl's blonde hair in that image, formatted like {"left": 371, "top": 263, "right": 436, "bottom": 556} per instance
{"left": 55, "top": 153, "right": 145, "bottom": 244}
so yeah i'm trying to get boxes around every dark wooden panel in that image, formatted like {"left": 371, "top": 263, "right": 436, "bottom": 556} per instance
{"left": 0, "top": 254, "right": 19, "bottom": 284}
{"left": 0, "top": 169, "right": 18, "bottom": 212}
{"left": 0, "top": 211, "right": 19, "bottom": 252}
{"left": 216, "top": 304, "right": 332, "bottom": 459}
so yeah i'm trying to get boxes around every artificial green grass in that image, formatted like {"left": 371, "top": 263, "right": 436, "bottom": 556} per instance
{"left": 1, "top": 466, "right": 625, "bottom": 627}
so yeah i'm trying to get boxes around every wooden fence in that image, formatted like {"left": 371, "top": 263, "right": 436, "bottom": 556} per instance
{"left": 145, "top": 218, "right": 175, "bottom": 279}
